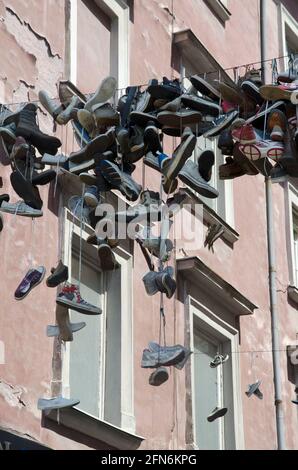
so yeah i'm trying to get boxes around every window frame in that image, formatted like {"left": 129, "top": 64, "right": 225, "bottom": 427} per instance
{"left": 279, "top": 3, "right": 298, "bottom": 69}
{"left": 188, "top": 296, "right": 244, "bottom": 450}
{"left": 285, "top": 183, "right": 298, "bottom": 288}
{"left": 204, "top": 0, "right": 231, "bottom": 23}
{"left": 61, "top": 207, "right": 135, "bottom": 434}
{"left": 69, "top": 0, "right": 130, "bottom": 91}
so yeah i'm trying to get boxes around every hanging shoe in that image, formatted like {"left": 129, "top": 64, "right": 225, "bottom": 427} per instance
{"left": 97, "top": 239, "right": 120, "bottom": 271}
{"left": 37, "top": 396, "right": 80, "bottom": 411}
{"left": 84, "top": 185, "right": 99, "bottom": 208}
{"left": 0, "top": 200, "right": 43, "bottom": 217}
{"left": 92, "top": 103, "right": 120, "bottom": 127}
{"left": 116, "top": 126, "right": 130, "bottom": 154}
{"left": 84, "top": 76, "right": 117, "bottom": 111}
{"left": 148, "top": 341, "right": 192, "bottom": 370}
{"left": 10, "top": 167, "right": 43, "bottom": 210}
{"left": 210, "top": 353, "right": 229, "bottom": 368}
{"left": 142, "top": 267, "right": 176, "bottom": 299}
{"left": 10, "top": 136, "right": 29, "bottom": 160}
{"left": 157, "top": 109, "right": 202, "bottom": 127}
{"left": 32, "top": 169, "right": 57, "bottom": 186}
{"left": 217, "top": 129, "right": 234, "bottom": 156}
{"left": 181, "top": 94, "right": 222, "bottom": 117}
{"left": 72, "top": 120, "right": 92, "bottom": 148}
{"left": 267, "top": 109, "right": 287, "bottom": 142}
{"left": 161, "top": 127, "right": 196, "bottom": 185}
{"left": 58, "top": 80, "right": 86, "bottom": 107}
{"left": 144, "top": 120, "right": 162, "bottom": 154}
{"left": 178, "top": 159, "right": 219, "bottom": 199}
{"left": 144, "top": 150, "right": 160, "bottom": 172}
{"left": 207, "top": 407, "right": 228, "bottom": 422}
{"left": 14, "top": 266, "right": 46, "bottom": 300}
{"left": 77, "top": 108, "right": 96, "bottom": 136}
{"left": 149, "top": 367, "right": 169, "bottom": 386}
{"left": 203, "top": 110, "right": 238, "bottom": 138}
{"left": 99, "top": 160, "right": 142, "bottom": 201}
{"left": 198, "top": 149, "right": 215, "bottom": 182}
{"left": 69, "top": 129, "right": 115, "bottom": 165}
{"left": 147, "top": 77, "right": 182, "bottom": 100}
{"left": 141, "top": 236, "right": 173, "bottom": 262}
{"left": 219, "top": 156, "right": 246, "bottom": 180}
{"left": 231, "top": 123, "right": 257, "bottom": 144}
{"left": 16, "top": 103, "right": 61, "bottom": 155}
{"left": 68, "top": 196, "right": 91, "bottom": 224}
{"left": 141, "top": 346, "right": 185, "bottom": 369}
{"left": 130, "top": 111, "right": 160, "bottom": 128}
{"left": 47, "top": 322, "right": 86, "bottom": 338}
{"left": 46, "top": 260, "right": 69, "bottom": 288}
{"left": 260, "top": 83, "right": 298, "bottom": 102}
{"left": 0, "top": 122, "right": 16, "bottom": 146}
{"left": 246, "top": 380, "right": 263, "bottom": 399}
{"left": 56, "top": 283, "right": 102, "bottom": 315}
{"left": 115, "top": 190, "right": 161, "bottom": 223}
{"left": 38, "top": 90, "right": 64, "bottom": 120}
{"left": 189, "top": 75, "right": 221, "bottom": 102}
{"left": 240, "top": 81, "right": 264, "bottom": 105}
{"left": 239, "top": 139, "right": 284, "bottom": 162}
{"left": 56, "top": 96, "right": 83, "bottom": 125}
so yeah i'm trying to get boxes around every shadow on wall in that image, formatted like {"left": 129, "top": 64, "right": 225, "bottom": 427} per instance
{"left": 42, "top": 414, "right": 117, "bottom": 450}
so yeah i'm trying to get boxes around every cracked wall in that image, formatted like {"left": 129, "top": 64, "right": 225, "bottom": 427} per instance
{"left": 0, "top": 0, "right": 65, "bottom": 103}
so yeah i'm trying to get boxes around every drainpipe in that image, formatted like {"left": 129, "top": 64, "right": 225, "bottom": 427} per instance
{"left": 260, "top": 0, "right": 286, "bottom": 450}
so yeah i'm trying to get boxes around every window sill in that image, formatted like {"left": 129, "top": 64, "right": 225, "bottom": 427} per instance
{"left": 46, "top": 407, "right": 144, "bottom": 450}
{"left": 287, "top": 285, "right": 298, "bottom": 304}
{"left": 183, "top": 188, "right": 239, "bottom": 246}
{"left": 177, "top": 256, "right": 258, "bottom": 317}
{"left": 204, "top": 0, "right": 231, "bottom": 23}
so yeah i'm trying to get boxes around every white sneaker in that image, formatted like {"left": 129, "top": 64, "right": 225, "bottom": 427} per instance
{"left": 0, "top": 201, "right": 43, "bottom": 217}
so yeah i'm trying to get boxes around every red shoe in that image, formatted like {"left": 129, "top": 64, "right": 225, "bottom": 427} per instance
{"left": 231, "top": 124, "right": 257, "bottom": 144}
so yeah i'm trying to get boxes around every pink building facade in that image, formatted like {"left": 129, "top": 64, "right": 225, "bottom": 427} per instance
{"left": 0, "top": 0, "right": 297, "bottom": 450}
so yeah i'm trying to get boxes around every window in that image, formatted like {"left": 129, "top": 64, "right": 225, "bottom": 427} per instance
{"left": 61, "top": 208, "right": 135, "bottom": 433}
{"left": 189, "top": 300, "right": 244, "bottom": 450}
{"left": 68, "top": 0, "right": 129, "bottom": 92}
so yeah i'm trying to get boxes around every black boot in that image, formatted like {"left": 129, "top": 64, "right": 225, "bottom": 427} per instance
{"left": 16, "top": 103, "right": 61, "bottom": 155}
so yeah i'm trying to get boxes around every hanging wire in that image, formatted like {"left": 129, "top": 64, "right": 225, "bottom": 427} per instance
{"left": 0, "top": 52, "right": 297, "bottom": 108}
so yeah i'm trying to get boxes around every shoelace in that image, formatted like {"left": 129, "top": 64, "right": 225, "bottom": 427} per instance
{"left": 63, "top": 284, "right": 83, "bottom": 303}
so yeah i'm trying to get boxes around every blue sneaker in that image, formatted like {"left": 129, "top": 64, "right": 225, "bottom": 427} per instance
{"left": 38, "top": 396, "right": 80, "bottom": 411}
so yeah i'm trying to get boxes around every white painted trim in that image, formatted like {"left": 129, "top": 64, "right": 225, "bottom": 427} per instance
{"left": 188, "top": 295, "right": 245, "bottom": 450}
{"left": 68, "top": 0, "right": 130, "bottom": 91}
{"left": 279, "top": 4, "right": 298, "bottom": 69}
{"left": 70, "top": 0, "right": 78, "bottom": 84}
{"left": 224, "top": 179, "right": 235, "bottom": 228}
{"left": 284, "top": 182, "right": 298, "bottom": 287}
{"left": 61, "top": 208, "right": 135, "bottom": 433}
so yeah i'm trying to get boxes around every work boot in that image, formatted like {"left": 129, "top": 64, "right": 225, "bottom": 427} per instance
{"left": 16, "top": 103, "right": 61, "bottom": 155}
